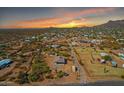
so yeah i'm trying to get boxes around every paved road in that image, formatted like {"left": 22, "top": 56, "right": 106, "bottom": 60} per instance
{"left": 68, "top": 42, "right": 87, "bottom": 84}
{"left": 47, "top": 80, "right": 124, "bottom": 86}
{"left": 1, "top": 80, "right": 124, "bottom": 86}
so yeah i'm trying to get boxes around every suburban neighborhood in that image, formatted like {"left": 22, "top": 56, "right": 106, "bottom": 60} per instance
{"left": 0, "top": 7, "right": 124, "bottom": 86}
{"left": 0, "top": 19, "right": 124, "bottom": 85}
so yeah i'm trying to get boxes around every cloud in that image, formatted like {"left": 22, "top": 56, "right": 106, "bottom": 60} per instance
{"left": 62, "top": 8, "right": 116, "bottom": 18}
{"left": 0, "top": 8, "right": 116, "bottom": 28}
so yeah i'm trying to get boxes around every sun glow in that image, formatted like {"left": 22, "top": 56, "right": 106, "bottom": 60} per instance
{"left": 56, "top": 21, "right": 87, "bottom": 28}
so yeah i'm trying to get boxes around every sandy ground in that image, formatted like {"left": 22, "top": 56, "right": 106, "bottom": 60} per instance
{"left": 42, "top": 54, "right": 80, "bottom": 85}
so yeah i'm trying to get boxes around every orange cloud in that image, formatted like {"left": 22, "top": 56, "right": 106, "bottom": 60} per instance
{"left": 0, "top": 17, "right": 64, "bottom": 28}
{"left": 0, "top": 17, "right": 90, "bottom": 28}
{"left": 62, "top": 8, "right": 115, "bottom": 18}
{"left": 0, "top": 8, "right": 116, "bottom": 28}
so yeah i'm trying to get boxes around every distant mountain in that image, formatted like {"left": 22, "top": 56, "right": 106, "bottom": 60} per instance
{"left": 94, "top": 20, "right": 124, "bottom": 29}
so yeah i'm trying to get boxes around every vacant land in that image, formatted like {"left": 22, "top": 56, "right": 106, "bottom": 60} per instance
{"left": 75, "top": 46, "right": 124, "bottom": 82}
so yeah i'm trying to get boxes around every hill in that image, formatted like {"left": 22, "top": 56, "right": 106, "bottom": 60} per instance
{"left": 94, "top": 20, "right": 124, "bottom": 29}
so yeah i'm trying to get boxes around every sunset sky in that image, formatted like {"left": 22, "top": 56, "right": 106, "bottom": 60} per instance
{"left": 0, "top": 7, "right": 124, "bottom": 28}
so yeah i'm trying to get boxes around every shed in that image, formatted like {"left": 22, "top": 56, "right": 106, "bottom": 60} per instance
{"left": 119, "top": 53, "right": 124, "bottom": 60}
{"left": 72, "top": 66, "right": 77, "bottom": 72}
{"left": 100, "top": 53, "right": 108, "bottom": 57}
{"left": 111, "top": 61, "right": 117, "bottom": 67}
{"left": 122, "top": 64, "right": 124, "bottom": 68}
{"left": 100, "top": 59, "right": 106, "bottom": 64}
{"left": 56, "top": 56, "right": 67, "bottom": 64}
{"left": 51, "top": 45, "right": 60, "bottom": 48}
{"left": 0, "top": 59, "right": 13, "bottom": 69}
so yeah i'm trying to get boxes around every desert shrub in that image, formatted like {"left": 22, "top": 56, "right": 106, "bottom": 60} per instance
{"left": 45, "top": 73, "right": 54, "bottom": 79}
{"left": 0, "top": 50, "right": 7, "bottom": 56}
{"left": 28, "top": 72, "right": 40, "bottom": 82}
{"left": 102, "top": 55, "right": 112, "bottom": 61}
{"left": 28, "top": 59, "right": 51, "bottom": 82}
{"left": 121, "top": 75, "right": 124, "bottom": 79}
{"left": 17, "top": 72, "right": 29, "bottom": 84}
{"left": 32, "top": 62, "right": 51, "bottom": 74}
{"left": 57, "top": 71, "right": 65, "bottom": 78}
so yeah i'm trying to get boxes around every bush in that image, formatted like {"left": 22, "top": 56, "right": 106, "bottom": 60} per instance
{"left": 57, "top": 71, "right": 65, "bottom": 78}
{"left": 57, "top": 51, "right": 70, "bottom": 57}
{"left": 121, "top": 75, "right": 124, "bottom": 79}
{"left": 17, "top": 72, "right": 29, "bottom": 84}
{"left": 29, "top": 58, "right": 51, "bottom": 82}
{"left": 32, "top": 63, "right": 51, "bottom": 74}
{"left": 45, "top": 73, "right": 54, "bottom": 79}
{"left": 28, "top": 72, "right": 40, "bottom": 82}
{"left": 0, "top": 50, "right": 7, "bottom": 56}
{"left": 102, "top": 55, "right": 112, "bottom": 61}
{"left": 79, "top": 61, "right": 84, "bottom": 66}
{"left": 28, "top": 60, "right": 51, "bottom": 82}
{"left": 35, "top": 58, "right": 45, "bottom": 64}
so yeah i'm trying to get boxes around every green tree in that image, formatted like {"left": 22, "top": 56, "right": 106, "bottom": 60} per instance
{"left": 103, "top": 55, "right": 112, "bottom": 61}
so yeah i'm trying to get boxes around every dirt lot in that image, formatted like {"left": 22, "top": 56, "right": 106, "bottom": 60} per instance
{"left": 75, "top": 46, "right": 124, "bottom": 82}
{"left": 42, "top": 54, "right": 80, "bottom": 85}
